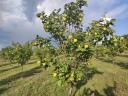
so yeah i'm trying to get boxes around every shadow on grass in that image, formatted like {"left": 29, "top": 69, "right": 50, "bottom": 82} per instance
{"left": 81, "top": 88, "right": 103, "bottom": 96}
{"left": 0, "top": 62, "right": 11, "bottom": 68}
{"left": 98, "top": 57, "right": 128, "bottom": 69}
{"left": 0, "top": 61, "right": 37, "bottom": 73}
{"left": 116, "top": 62, "right": 128, "bottom": 69}
{"left": 103, "top": 85, "right": 115, "bottom": 96}
{"left": 76, "top": 68, "right": 103, "bottom": 89}
{"left": 0, "top": 59, "right": 36, "bottom": 68}
{"left": 81, "top": 82, "right": 116, "bottom": 96}
{"left": 117, "top": 54, "right": 128, "bottom": 58}
{"left": 0, "top": 66, "right": 43, "bottom": 94}
{"left": 0, "top": 86, "right": 12, "bottom": 94}
{"left": 0, "top": 66, "right": 19, "bottom": 73}
{"left": 73, "top": 68, "right": 103, "bottom": 95}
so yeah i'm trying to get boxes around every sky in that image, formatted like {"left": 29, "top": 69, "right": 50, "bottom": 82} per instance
{"left": 0, "top": 0, "right": 128, "bottom": 49}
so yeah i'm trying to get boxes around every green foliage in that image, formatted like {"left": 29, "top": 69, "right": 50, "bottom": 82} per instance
{"left": 36, "top": 1, "right": 127, "bottom": 96}
{"left": 107, "top": 36, "right": 126, "bottom": 56}
{"left": 94, "top": 45, "right": 110, "bottom": 58}
{"left": 1, "top": 42, "right": 33, "bottom": 66}
{"left": 37, "top": 0, "right": 87, "bottom": 42}
{"left": 15, "top": 42, "right": 33, "bottom": 66}
{"left": 123, "top": 34, "right": 128, "bottom": 49}
{"left": 87, "top": 18, "right": 126, "bottom": 61}
{"left": 94, "top": 36, "right": 126, "bottom": 59}
{"left": 1, "top": 46, "right": 17, "bottom": 64}
{"left": 32, "top": 35, "right": 53, "bottom": 68}
{"left": 32, "top": 35, "right": 50, "bottom": 47}
{"left": 37, "top": 0, "right": 93, "bottom": 87}
{"left": 86, "top": 17, "right": 116, "bottom": 46}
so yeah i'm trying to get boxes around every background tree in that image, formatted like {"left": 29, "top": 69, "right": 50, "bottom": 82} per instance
{"left": 1, "top": 42, "right": 33, "bottom": 70}
{"left": 1, "top": 46, "right": 17, "bottom": 64}
{"left": 12, "top": 42, "right": 33, "bottom": 70}
{"left": 32, "top": 35, "right": 53, "bottom": 69}
{"left": 123, "top": 34, "right": 128, "bottom": 49}
{"left": 86, "top": 17, "right": 126, "bottom": 63}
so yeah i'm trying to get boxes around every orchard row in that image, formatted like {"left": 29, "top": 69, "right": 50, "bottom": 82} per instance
{"left": 0, "top": 0, "right": 127, "bottom": 96}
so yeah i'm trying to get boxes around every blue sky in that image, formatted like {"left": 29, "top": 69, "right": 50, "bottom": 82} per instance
{"left": 0, "top": 0, "right": 128, "bottom": 49}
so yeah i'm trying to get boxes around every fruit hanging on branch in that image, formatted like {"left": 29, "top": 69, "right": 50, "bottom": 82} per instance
{"left": 32, "top": 35, "right": 53, "bottom": 69}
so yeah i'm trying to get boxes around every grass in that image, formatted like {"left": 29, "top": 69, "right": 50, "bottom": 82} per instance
{"left": 0, "top": 54, "right": 128, "bottom": 96}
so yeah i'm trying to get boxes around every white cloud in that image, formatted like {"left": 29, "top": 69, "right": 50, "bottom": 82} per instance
{"left": 0, "top": 0, "right": 128, "bottom": 49}
{"left": 1, "top": 13, "right": 49, "bottom": 43}
{"left": 37, "top": 0, "right": 73, "bottom": 15}
{"left": 0, "top": 0, "right": 23, "bottom": 27}
{"left": 1, "top": 0, "right": 72, "bottom": 40}
{"left": 83, "top": 0, "right": 128, "bottom": 29}
{"left": 0, "top": 0, "right": 48, "bottom": 46}
{"left": 106, "top": 4, "right": 128, "bottom": 19}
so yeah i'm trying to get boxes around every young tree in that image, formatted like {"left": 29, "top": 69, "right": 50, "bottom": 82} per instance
{"left": 109, "top": 36, "right": 126, "bottom": 63}
{"left": 32, "top": 35, "right": 53, "bottom": 68}
{"left": 1, "top": 42, "right": 33, "bottom": 70}
{"left": 1, "top": 46, "right": 17, "bottom": 64}
{"left": 123, "top": 34, "right": 128, "bottom": 49}
{"left": 36, "top": 0, "right": 125, "bottom": 95}
{"left": 93, "top": 45, "right": 109, "bottom": 58}
{"left": 86, "top": 17, "right": 126, "bottom": 63}
{"left": 12, "top": 42, "right": 33, "bottom": 70}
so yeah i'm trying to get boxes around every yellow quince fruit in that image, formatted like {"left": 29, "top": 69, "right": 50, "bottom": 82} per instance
{"left": 94, "top": 32, "right": 97, "bottom": 35}
{"left": 73, "top": 38, "right": 78, "bottom": 43}
{"left": 69, "top": 76, "right": 74, "bottom": 81}
{"left": 37, "top": 60, "right": 41, "bottom": 64}
{"left": 85, "top": 32, "right": 88, "bottom": 35}
{"left": 42, "top": 63, "right": 46, "bottom": 66}
{"left": 78, "top": 77, "right": 81, "bottom": 80}
{"left": 62, "top": 14, "right": 67, "bottom": 22}
{"left": 71, "top": 73, "right": 74, "bottom": 77}
{"left": 79, "top": 18, "right": 83, "bottom": 22}
{"left": 103, "top": 27, "right": 107, "bottom": 30}
{"left": 78, "top": 45, "right": 81, "bottom": 49}
{"left": 79, "top": 13, "right": 84, "bottom": 17}
{"left": 84, "top": 44, "right": 89, "bottom": 49}
{"left": 68, "top": 35, "right": 73, "bottom": 40}
{"left": 53, "top": 73, "right": 57, "bottom": 77}
{"left": 39, "top": 15, "right": 43, "bottom": 19}
{"left": 120, "top": 37, "right": 124, "bottom": 40}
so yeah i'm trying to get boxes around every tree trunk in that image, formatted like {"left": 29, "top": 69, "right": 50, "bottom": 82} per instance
{"left": 68, "top": 83, "right": 75, "bottom": 96}
{"left": 21, "top": 65, "right": 23, "bottom": 71}
{"left": 112, "top": 60, "right": 115, "bottom": 64}
{"left": 68, "top": 86, "right": 73, "bottom": 96}
{"left": 112, "top": 57, "right": 115, "bottom": 64}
